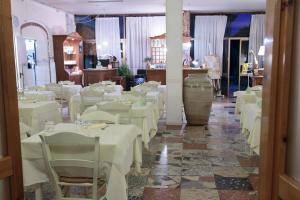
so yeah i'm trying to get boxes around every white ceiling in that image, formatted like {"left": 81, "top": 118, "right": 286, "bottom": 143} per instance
{"left": 34, "top": 0, "right": 266, "bottom": 15}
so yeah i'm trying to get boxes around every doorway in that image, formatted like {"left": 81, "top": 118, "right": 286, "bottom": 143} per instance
{"left": 24, "top": 39, "right": 37, "bottom": 86}
{"left": 19, "top": 23, "right": 52, "bottom": 88}
{"left": 223, "top": 37, "right": 249, "bottom": 97}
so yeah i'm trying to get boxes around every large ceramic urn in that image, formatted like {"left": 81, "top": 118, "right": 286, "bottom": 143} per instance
{"left": 183, "top": 73, "right": 213, "bottom": 125}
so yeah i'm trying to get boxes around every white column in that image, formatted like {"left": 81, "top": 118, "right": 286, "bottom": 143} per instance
{"left": 166, "top": 0, "right": 183, "bottom": 125}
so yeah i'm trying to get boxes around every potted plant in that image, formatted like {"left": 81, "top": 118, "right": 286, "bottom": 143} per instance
{"left": 144, "top": 57, "right": 153, "bottom": 69}
{"left": 117, "top": 64, "right": 134, "bottom": 91}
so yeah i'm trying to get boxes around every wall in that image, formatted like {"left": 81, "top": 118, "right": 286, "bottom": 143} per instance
{"left": 11, "top": 0, "right": 76, "bottom": 85}
{"left": 11, "top": 0, "right": 75, "bottom": 36}
{"left": 287, "top": 0, "right": 300, "bottom": 183}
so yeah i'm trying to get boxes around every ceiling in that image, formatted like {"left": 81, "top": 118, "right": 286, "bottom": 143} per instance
{"left": 34, "top": 0, "right": 266, "bottom": 15}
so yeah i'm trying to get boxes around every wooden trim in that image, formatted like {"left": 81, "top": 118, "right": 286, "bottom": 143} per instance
{"left": 259, "top": 0, "right": 282, "bottom": 199}
{"left": 0, "top": 0, "right": 24, "bottom": 199}
{"left": 279, "top": 175, "right": 300, "bottom": 200}
{"left": 0, "top": 157, "right": 13, "bottom": 179}
{"left": 259, "top": 0, "right": 295, "bottom": 199}
{"left": 271, "top": 0, "right": 295, "bottom": 198}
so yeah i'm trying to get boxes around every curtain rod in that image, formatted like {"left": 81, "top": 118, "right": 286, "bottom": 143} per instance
{"left": 76, "top": 13, "right": 165, "bottom": 18}
{"left": 190, "top": 11, "right": 265, "bottom": 15}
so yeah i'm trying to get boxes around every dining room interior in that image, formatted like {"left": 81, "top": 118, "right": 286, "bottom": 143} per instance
{"left": 2, "top": 0, "right": 300, "bottom": 200}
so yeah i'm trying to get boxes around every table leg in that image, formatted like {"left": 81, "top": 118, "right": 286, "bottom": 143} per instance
{"left": 35, "top": 184, "right": 42, "bottom": 200}
{"left": 135, "top": 162, "right": 141, "bottom": 174}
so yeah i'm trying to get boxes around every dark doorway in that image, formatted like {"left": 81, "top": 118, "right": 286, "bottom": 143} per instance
{"left": 229, "top": 40, "right": 240, "bottom": 97}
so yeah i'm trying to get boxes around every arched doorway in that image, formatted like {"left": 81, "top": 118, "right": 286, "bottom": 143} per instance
{"left": 19, "top": 22, "right": 52, "bottom": 88}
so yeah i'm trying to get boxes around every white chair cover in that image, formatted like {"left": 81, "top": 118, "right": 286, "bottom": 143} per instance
{"left": 80, "top": 87, "right": 104, "bottom": 107}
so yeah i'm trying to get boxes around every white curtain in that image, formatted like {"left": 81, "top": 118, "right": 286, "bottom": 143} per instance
{"left": 194, "top": 16, "right": 227, "bottom": 73}
{"left": 126, "top": 16, "right": 166, "bottom": 73}
{"left": 95, "top": 17, "right": 121, "bottom": 62}
{"left": 249, "top": 14, "right": 265, "bottom": 65}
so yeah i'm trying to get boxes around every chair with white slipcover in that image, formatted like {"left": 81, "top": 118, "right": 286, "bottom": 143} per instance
{"left": 80, "top": 88, "right": 104, "bottom": 108}
{"left": 97, "top": 101, "right": 132, "bottom": 124}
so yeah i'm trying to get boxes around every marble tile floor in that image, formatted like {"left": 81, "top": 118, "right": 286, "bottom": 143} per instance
{"left": 129, "top": 100, "right": 259, "bottom": 200}
{"left": 25, "top": 99, "right": 259, "bottom": 200}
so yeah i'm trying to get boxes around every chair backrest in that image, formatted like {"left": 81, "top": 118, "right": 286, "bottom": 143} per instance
{"left": 19, "top": 122, "right": 32, "bottom": 140}
{"left": 46, "top": 84, "right": 64, "bottom": 98}
{"left": 59, "top": 81, "right": 75, "bottom": 85}
{"left": 101, "top": 81, "right": 116, "bottom": 85}
{"left": 130, "top": 90, "right": 147, "bottom": 97}
{"left": 80, "top": 111, "right": 119, "bottom": 124}
{"left": 80, "top": 88, "right": 104, "bottom": 98}
{"left": 132, "top": 85, "right": 152, "bottom": 93}
{"left": 97, "top": 102, "right": 132, "bottom": 124}
{"left": 27, "top": 86, "right": 46, "bottom": 91}
{"left": 80, "top": 88, "right": 104, "bottom": 107}
{"left": 40, "top": 132, "right": 101, "bottom": 200}
{"left": 146, "top": 81, "right": 161, "bottom": 86}
{"left": 143, "top": 82, "right": 160, "bottom": 90}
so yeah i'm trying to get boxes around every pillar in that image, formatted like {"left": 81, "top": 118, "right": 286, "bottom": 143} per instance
{"left": 166, "top": 0, "right": 183, "bottom": 125}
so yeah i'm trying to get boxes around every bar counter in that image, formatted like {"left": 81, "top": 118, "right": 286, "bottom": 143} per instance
{"left": 83, "top": 68, "right": 117, "bottom": 86}
{"left": 146, "top": 68, "right": 208, "bottom": 85}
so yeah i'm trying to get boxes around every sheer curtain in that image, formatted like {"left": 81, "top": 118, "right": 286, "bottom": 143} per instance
{"left": 249, "top": 14, "right": 265, "bottom": 65}
{"left": 95, "top": 17, "right": 121, "bottom": 62}
{"left": 126, "top": 16, "right": 166, "bottom": 73}
{"left": 194, "top": 16, "right": 227, "bottom": 73}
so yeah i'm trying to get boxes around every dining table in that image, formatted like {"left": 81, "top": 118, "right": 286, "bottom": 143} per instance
{"left": 84, "top": 100, "right": 158, "bottom": 149}
{"left": 18, "top": 100, "right": 62, "bottom": 134}
{"left": 21, "top": 123, "right": 142, "bottom": 200}
{"left": 69, "top": 86, "right": 124, "bottom": 121}
{"left": 23, "top": 90, "right": 56, "bottom": 101}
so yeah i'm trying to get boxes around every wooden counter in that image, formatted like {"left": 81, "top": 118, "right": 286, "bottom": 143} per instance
{"left": 146, "top": 69, "right": 166, "bottom": 84}
{"left": 83, "top": 68, "right": 117, "bottom": 86}
{"left": 146, "top": 68, "right": 208, "bottom": 85}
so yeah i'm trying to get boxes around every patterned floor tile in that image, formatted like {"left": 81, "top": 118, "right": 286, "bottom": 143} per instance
{"left": 143, "top": 188, "right": 180, "bottom": 200}
{"left": 209, "top": 156, "right": 240, "bottom": 167}
{"left": 183, "top": 143, "right": 208, "bottom": 150}
{"left": 180, "top": 176, "right": 216, "bottom": 189}
{"left": 182, "top": 157, "right": 211, "bottom": 166}
{"left": 218, "top": 190, "right": 258, "bottom": 200}
{"left": 214, "top": 175, "right": 253, "bottom": 191}
{"left": 182, "top": 165, "right": 213, "bottom": 176}
{"left": 161, "top": 137, "right": 183, "bottom": 143}
{"left": 180, "top": 189, "right": 220, "bottom": 200}
{"left": 146, "top": 176, "right": 181, "bottom": 188}
{"left": 213, "top": 166, "right": 249, "bottom": 178}
{"left": 151, "top": 164, "right": 182, "bottom": 176}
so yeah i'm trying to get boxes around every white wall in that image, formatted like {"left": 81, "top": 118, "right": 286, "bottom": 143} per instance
{"left": 11, "top": 0, "right": 75, "bottom": 36}
{"left": 11, "top": 0, "right": 76, "bottom": 85}
{"left": 287, "top": 0, "right": 300, "bottom": 183}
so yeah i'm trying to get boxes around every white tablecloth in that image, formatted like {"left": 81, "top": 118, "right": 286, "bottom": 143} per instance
{"left": 62, "top": 85, "right": 82, "bottom": 101}
{"left": 158, "top": 85, "right": 167, "bottom": 104}
{"left": 235, "top": 89, "right": 262, "bottom": 155}
{"left": 22, "top": 123, "right": 142, "bottom": 200}
{"left": 146, "top": 91, "right": 164, "bottom": 117}
{"left": 70, "top": 91, "right": 162, "bottom": 123}
{"left": 23, "top": 91, "right": 56, "bottom": 101}
{"left": 235, "top": 91, "right": 257, "bottom": 114}
{"left": 84, "top": 101, "right": 158, "bottom": 149}
{"left": 18, "top": 101, "right": 62, "bottom": 134}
